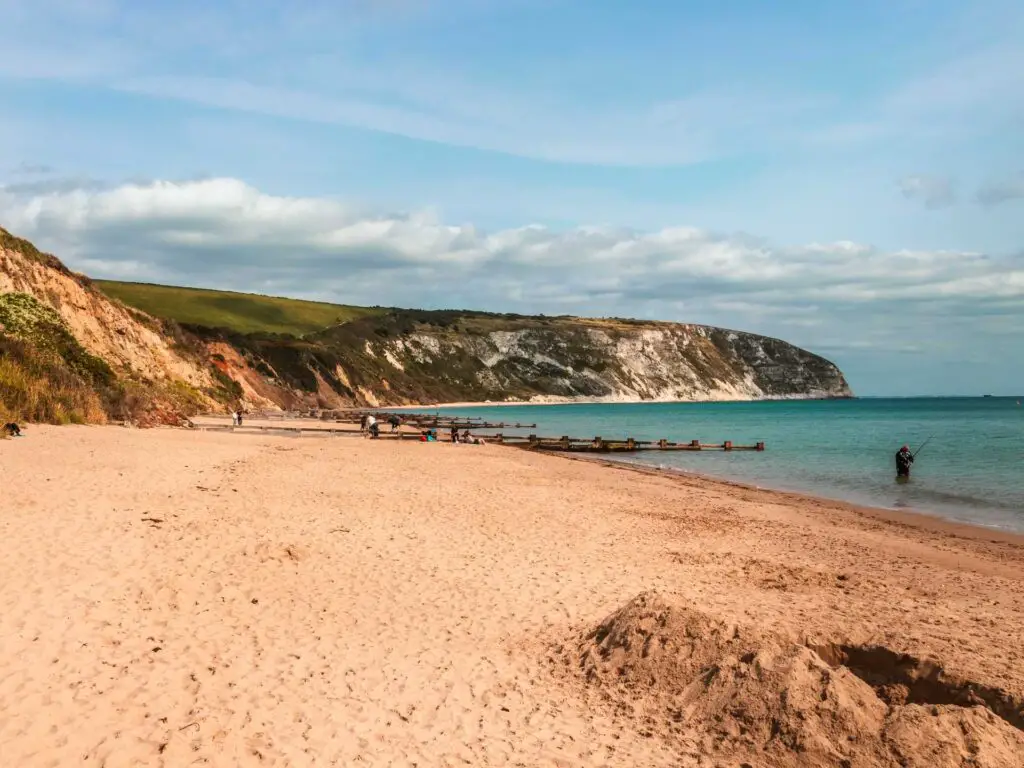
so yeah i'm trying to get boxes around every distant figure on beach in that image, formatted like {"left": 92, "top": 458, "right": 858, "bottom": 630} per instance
{"left": 360, "top": 414, "right": 368, "bottom": 433}
{"left": 366, "top": 414, "right": 379, "bottom": 439}
{"left": 450, "top": 426, "right": 460, "bottom": 444}
{"left": 895, "top": 445, "right": 914, "bottom": 479}
{"left": 389, "top": 414, "right": 401, "bottom": 433}
{"left": 231, "top": 410, "right": 239, "bottom": 426}
{"left": 4, "top": 422, "right": 22, "bottom": 437}
{"left": 462, "top": 430, "right": 485, "bottom": 445}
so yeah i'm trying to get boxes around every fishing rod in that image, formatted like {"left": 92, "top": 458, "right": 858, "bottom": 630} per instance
{"left": 913, "top": 434, "right": 934, "bottom": 458}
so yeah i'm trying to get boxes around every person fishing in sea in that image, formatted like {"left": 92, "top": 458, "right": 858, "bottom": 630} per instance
{"left": 895, "top": 436, "right": 931, "bottom": 480}
{"left": 895, "top": 444, "right": 914, "bottom": 479}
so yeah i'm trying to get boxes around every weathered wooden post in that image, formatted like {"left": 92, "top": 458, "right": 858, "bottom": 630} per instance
{"left": 690, "top": 439, "right": 701, "bottom": 450}
{"left": 593, "top": 436, "right": 603, "bottom": 450}
{"left": 495, "top": 433, "right": 504, "bottom": 444}
{"left": 724, "top": 440, "right": 733, "bottom": 451}
{"left": 561, "top": 435, "right": 570, "bottom": 450}
{"left": 529, "top": 434, "right": 537, "bottom": 446}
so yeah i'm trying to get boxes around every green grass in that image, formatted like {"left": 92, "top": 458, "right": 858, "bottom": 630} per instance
{"left": 95, "top": 281, "right": 386, "bottom": 337}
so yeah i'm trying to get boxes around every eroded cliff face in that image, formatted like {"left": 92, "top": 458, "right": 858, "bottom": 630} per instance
{"left": 1, "top": 231, "right": 214, "bottom": 390}
{"left": 0, "top": 228, "right": 222, "bottom": 423}
{"left": 207, "top": 313, "right": 852, "bottom": 409}
{"left": 373, "top": 322, "right": 850, "bottom": 403}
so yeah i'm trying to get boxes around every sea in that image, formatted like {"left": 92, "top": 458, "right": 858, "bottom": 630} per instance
{"left": 409, "top": 397, "right": 1024, "bottom": 533}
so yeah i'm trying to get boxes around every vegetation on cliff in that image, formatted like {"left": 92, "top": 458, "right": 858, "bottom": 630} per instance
{"left": 0, "top": 230, "right": 248, "bottom": 425}
{"left": 95, "top": 280, "right": 383, "bottom": 336}
{"left": 0, "top": 292, "right": 114, "bottom": 423}
{"left": 0, "top": 292, "right": 216, "bottom": 425}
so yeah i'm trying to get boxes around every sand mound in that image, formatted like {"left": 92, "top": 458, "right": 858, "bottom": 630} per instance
{"left": 560, "top": 592, "right": 1024, "bottom": 767}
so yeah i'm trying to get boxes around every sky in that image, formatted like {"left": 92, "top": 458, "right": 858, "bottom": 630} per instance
{"left": 0, "top": 0, "right": 1022, "bottom": 397}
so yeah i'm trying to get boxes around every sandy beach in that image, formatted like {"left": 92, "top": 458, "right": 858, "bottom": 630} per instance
{"left": 2, "top": 424, "right": 1023, "bottom": 767}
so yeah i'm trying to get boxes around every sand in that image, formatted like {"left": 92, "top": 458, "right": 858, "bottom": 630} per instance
{"left": 2, "top": 424, "right": 1023, "bottom": 767}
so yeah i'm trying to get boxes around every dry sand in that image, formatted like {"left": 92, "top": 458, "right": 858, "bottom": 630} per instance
{"left": 2, "top": 424, "right": 1023, "bottom": 767}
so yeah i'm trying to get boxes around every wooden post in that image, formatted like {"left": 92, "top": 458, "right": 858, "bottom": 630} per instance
{"left": 756, "top": 441, "right": 765, "bottom": 451}
{"left": 561, "top": 435, "right": 570, "bottom": 449}
{"left": 690, "top": 439, "right": 700, "bottom": 450}
{"left": 529, "top": 434, "right": 537, "bottom": 445}
{"left": 724, "top": 440, "right": 733, "bottom": 451}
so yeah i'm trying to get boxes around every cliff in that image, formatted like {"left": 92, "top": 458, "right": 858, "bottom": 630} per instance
{"left": 0, "top": 228, "right": 236, "bottom": 425}
{"left": 194, "top": 309, "right": 852, "bottom": 408}
{"left": 1, "top": 227, "right": 851, "bottom": 424}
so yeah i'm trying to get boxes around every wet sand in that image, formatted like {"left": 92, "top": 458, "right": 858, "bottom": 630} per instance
{"left": 2, "top": 424, "right": 1023, "bottom": 766}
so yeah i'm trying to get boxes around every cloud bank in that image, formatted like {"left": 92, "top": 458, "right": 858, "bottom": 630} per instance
{"left": 2, "top": 177, "right": 1018, "bottom": 307}
{"left": 2, "top": 177, "right": 1021, "bottom": 393}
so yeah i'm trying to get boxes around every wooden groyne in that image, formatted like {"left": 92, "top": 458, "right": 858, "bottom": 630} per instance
{"left": 474, "top": 434, "right": 765, "bottom": 452}
{"left": 197, "top": 411, "right": 764, "bottom": 453}
{"left": 191, "top": 422, "right": 764, "bottom": 452}
{"left": 353, "top": 411, "right": 538, "bottom": 430}
{"left": 203, "top": 409, "right": 537, "bottom": 430}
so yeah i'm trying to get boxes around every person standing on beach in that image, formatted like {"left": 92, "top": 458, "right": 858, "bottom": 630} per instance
{"left": 895, "top": 445, "right": 914, "bottom": 479}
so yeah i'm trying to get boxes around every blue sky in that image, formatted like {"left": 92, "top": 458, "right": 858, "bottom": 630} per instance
{"left": 1, "top": 0, "right": 1022, "bottom": 397}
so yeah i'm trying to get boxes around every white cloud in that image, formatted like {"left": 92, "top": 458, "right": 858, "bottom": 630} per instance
{"left": 2, "top": 177, "right": 1021, "bottom": 319}
{"left": 898, "top": 175, "right": 955, "bottom": 209}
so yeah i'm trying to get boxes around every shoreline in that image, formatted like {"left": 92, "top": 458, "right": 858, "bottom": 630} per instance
{"left": 383, "top": 393, "right": 855, "bottom": 409}
{"left": 379, "top": 400, "right": 1021, "bottom": 536}
{"left": 593, "top": 453, "right": 1024, "bottom": 536}
{"left": 555, "top": 450, "right": 1024, "bottom": 547}
{"left": 197, "top": 413, "right": 1021, "bottom": 538}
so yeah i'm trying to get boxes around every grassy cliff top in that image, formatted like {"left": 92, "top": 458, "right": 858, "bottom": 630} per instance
{"left": 95, "top": 281, "right": 385, "bottom": 336}
{"left": 97, "top": 280, "right": 680, "bottom": 339}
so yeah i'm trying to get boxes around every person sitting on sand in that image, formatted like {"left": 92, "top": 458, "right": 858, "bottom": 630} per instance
{"left": 3, "top": 422, "right": 23, "bottom": 437}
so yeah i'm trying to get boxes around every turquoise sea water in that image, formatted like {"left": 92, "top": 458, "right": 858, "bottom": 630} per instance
{"left": 412, "top": 398, "right": 1024, "bottom": 532}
